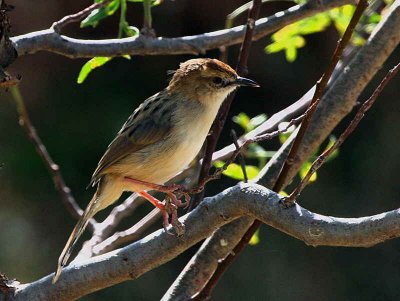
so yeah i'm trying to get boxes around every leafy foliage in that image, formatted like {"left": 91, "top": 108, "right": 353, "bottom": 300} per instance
{"left": 77, "top": 0, "right": 160, "bottom": 83}
{"left": 81, "top": 0, "right": 121, "bottom": 28}
{"left": 214, "top": 161, "right": 260, "bottom": 181}
{"left": 77, "top": 57, "right": 113, "bottom": 84}
{"left": 266, "top": 4, "right": 382, "bottom": 62}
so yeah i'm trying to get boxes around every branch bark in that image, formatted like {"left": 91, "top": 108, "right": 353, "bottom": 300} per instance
{"left": 8, "top": 183, "right": 400, "bottom": 301}
{"left": 11, "top": 0, "right": 352, "bottom": 58}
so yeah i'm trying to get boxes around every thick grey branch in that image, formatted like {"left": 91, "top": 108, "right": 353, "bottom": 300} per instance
{"left": 11, "top": 0, "right": 351, "bottom": 58}
{"left": 9, "top": 183, "right": 400, "bottom": 301}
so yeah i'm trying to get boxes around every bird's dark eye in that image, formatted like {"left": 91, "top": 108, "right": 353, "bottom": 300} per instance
{"left": 212, "top": 77, "right": 223, "bottom": 85}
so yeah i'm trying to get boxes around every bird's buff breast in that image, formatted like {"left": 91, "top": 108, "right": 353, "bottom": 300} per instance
{"left": 114, "top": 100, "right": 219, "bottom": 189}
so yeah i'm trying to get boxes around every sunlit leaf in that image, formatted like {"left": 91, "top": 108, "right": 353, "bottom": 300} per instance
{"left": 330, "top": 5, "right": 355, "bottom": 35}
{"left": 368, "top": 12, "right": 382, "bottom": 24}
{"left": 81, "top": 0, "right": 120, "bottom": 28}
{"left": 279, "top": 191, "right": 289, "bottom": 197}
{"left": 299, "top": 161, "right": 317, "bottom": 183}
{"left": 285, "top": 46, "right": 297, "bottom": 62}
{"left": 233, "top": 112, "right": 251, "bottom": 132}
{"left": 265, "top": 41, "right": 286, "bottom": 54}
{"left": 295, "top": 13, "right": 331, "bottom": 35}
{"left": 266, "top": 12, "right": 330, "bottom": 62}
{"left": 77, "top": 57, "right": 113, "bottom": 84}
{"left": 249, "top": 228, "right": 260, "bottom": 245}
{"left": 214, "top": 161, "right": 260, "bottom": 180}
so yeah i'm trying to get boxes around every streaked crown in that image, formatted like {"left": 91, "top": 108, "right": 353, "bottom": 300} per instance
{"left": 167, "top": 58, "right": 258, "bottom": 102}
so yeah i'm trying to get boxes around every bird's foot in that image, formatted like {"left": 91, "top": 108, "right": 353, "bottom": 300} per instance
{"left": 130, "top": 179, "right": 188, "bottom": 235}
{"left": 124, "top": 177, "right": 190, "bottom": 208}
{"left": 164, "top": 197, "right": 185, "bottom": 236}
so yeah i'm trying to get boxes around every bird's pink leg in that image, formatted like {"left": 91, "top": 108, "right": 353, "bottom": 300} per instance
{"left": 137, "top": 191, "right": 171, "bottom": 231}
{"left": 124, "top": 177, "right": 189, "bottom": 208}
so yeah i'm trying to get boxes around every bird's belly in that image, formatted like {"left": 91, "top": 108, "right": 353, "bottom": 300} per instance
{"left": 115, "top": 132, "right": 205, "bottom": 186}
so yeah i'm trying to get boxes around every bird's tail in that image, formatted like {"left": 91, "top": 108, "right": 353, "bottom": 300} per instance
{"left": 52, "top": 193, "right": 100, "bottom": 284}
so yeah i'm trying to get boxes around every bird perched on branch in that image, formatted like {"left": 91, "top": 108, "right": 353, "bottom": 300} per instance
{"left": 53, "top": 58, "right": 259, "bottom": 283}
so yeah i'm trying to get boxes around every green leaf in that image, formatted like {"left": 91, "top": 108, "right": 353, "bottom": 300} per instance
{"left": 285, "top": 46, "right": 297, "bottom": 62}
{"left": 265, "top": 41, "right": 286, "bottom": 54}
{"left": 249, "top": 228, "right": 260, "bottom": 245}
{"left": 368, "top": 12, "right": 382, "bottom": 24}
{"left": 299, "top": 161, "right": 317, "bottom": 183}
{"left": 232, "top": 113, "right": 251, "bottom": 132}
{"left": 214, "top": 161, "right": 260, "bottom": 181}
{"left": 264, "top": 9, "right": 334, "bottom": 62}
{"left": 296, "top": 13, "right": 331, "bottom": 35}
{"left": 124, "top": 25, "right": 140, "bottom": 37}
{"left": 81, "top": 0, "right": 120, "bottom": 28}
{"left": 279, "top": 190, "right": 289, "bottom": 197}
{"left": 329, "top": 5, "right": 355, "bottom": 35}
{"left": 77, "top": 57, "right": 113, "bottom": 84}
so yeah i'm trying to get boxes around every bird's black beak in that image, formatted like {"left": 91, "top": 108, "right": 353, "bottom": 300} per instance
{"left": 235, "top": 76, "right": 260, "bottom": 87}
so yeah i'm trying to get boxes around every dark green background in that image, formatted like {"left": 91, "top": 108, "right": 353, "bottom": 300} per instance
{"left": 1, "top": 0, "right": 399, "bottom": 300}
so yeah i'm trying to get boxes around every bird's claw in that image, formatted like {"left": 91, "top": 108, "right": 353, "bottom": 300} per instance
{"left": 279, "top": 196, "right": 296, "bottom": 208}
{"left": 162, "top": 196, "right": 186, "bottom": 236}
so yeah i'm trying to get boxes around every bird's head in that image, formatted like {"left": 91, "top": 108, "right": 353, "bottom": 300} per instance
{"left": 167, "top": 58, "right": 259, "bottom": 105}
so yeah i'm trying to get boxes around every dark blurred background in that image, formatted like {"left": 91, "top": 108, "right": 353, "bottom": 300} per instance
{"left": 1, "top": 0, "right": 399, "bottom": 300}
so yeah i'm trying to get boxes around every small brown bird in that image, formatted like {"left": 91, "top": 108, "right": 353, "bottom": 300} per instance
{"left": 53, "top": 58, "right": 258, "bottom": 283}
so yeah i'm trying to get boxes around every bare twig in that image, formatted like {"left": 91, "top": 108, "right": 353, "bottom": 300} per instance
{"left": 287, "top": 61, "right": 400, "bottom": 202}
{"left": 193, "top": 0, "right": 369, "bottom": 299}
{"left": 9, "top": 86, "right": 96, "bottom": 231}
{"left": 142, "top": 0, "right": 156, "bottom": 37}
{"left": 51, "top": 0, "right": 113, "bottom": 33}
{"left": 12, "top": 0, "right": 352, "bottom": 58}
{"left": 92, "top": 208, "right": 161, "bottom": 255}
{"left": 231, "top": 130, "right": 248, "bottom": 183}
{"left": 189, "top": 0, "right": 262, "bottom": 210}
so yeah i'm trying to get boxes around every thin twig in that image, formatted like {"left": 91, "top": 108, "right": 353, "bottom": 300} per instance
{"left": 142, "top": 0, "right": 156, "bottom": 37}
{"left": 231, "top": 130, "right": 248, "bottom": 183}
{"left": 192, "top": 0, "right": 369, "bottom": 299}
{"left": 189, "top": 0, "right": 262, "bottom": 211}
{"left": 275, "top": 0, "right": 369, "bottom": 203}
{"left": 51, "top": 0, "right": 113, "bottom": 33}
{"left": 287, "top": 61, "right": 400, "bottom": 202}
{"left": 92, "top": 208, "right": 161, "bottom": 255}
{"left": 9, "top": 86, "right": 96, "bottom": 231}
